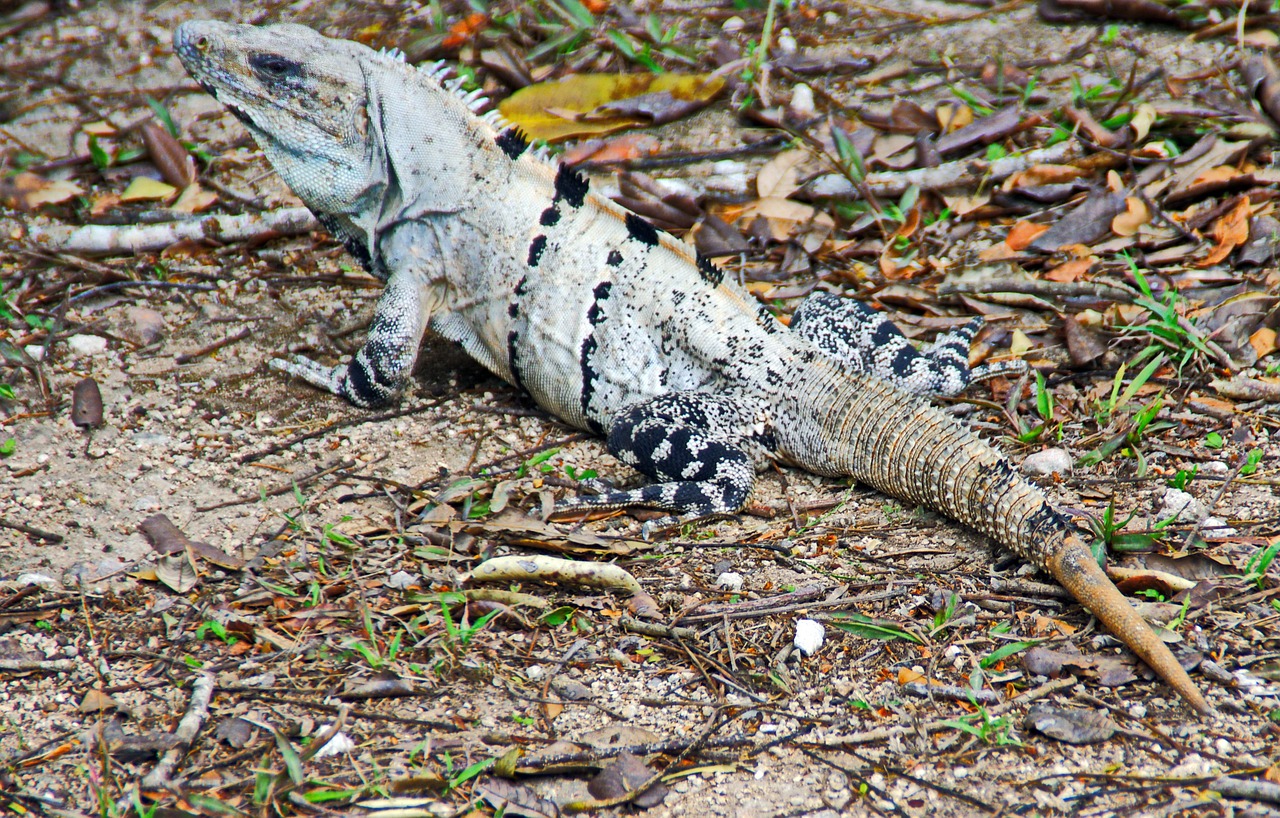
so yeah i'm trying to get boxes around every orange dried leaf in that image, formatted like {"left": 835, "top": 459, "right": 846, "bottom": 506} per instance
{"left": 1250, "top": 327, "right": 1277, "bottom": 359}
{"left": 1111, "top": 196, "right": 1151, "bottom": 237}
{"left": 1006, "top": 220, "right": 1050, "bottom": 251}
{"left": 442, "top": 13, "right": 488, "bottom": 49}
{"left": 1198, "top": 196, "right": 1251, "bottom": 267}
{"left": 897, "top": 667, "right": 925, "bottom": 685}
{"left": 1044, "top": 257, "right": 1093, "bottom": 282}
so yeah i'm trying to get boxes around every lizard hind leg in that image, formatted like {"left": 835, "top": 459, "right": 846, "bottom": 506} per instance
{"left": 790, "top": 292, "right": 1016, "bottom": 397}
{"left": 553, "top": 393, "right": 765, "bottom": 536}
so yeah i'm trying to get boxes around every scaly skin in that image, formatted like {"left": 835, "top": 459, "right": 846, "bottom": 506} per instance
{"left": 174, "top": 20, "right": 1209, "bottom": 714}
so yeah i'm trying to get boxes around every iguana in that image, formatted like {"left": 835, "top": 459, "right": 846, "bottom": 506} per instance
{"left": 174, "top": 20, "right": 1209, "bottom": 713}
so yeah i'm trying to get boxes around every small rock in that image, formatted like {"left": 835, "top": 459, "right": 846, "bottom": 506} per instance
{"left": 66, "top": 334, "right": 108, "bottom": 357}
{"left": 793, "top": 618, "right": 824, "bottom": 656}
{"left": 776, "top": 27, "right": 798, "bottom": 54}
{"left": 1201, "top": 515, "right": 1237, "bottom": 536}
{"left": 1159, "top": 488, "right": 1208, "bottom": 523}
{"left": 120, "top": 306, "right": 166, "bottom": 346}
{"left": 1023, "top": 448, "right": 1072, "bottom": 477}
{"left": 23, "top": 344, "right": 45, "bottom": 361}
{"left": 715, "top": 571, "right": 743, "bottom": 592}
{"left": 386, "top": 570, "right": 417, "bottom": 590}
{"left": 789, "top": 83, "right": 816, "bottom": 120}
{"left": 722, "top": 15, "right": 744, "bottom": 32}
{"left": 16, "top": 573, "right": 57, "bottom": 588}
{"left": 311, "top": 728, "right": 355, "bottom": 759}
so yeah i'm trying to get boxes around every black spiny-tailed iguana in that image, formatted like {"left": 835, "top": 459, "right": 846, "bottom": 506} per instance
{"left": 174, "top": 20, "right": 1209, "bottom": 713}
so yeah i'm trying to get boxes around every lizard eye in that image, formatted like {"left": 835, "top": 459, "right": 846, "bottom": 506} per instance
{"left": 250, "top": 53, "right": 302, "bottom": 80}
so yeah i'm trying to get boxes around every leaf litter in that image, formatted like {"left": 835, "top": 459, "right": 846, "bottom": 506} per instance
{"left": 0, "top": 0, "right": 1279, "bottom": 816}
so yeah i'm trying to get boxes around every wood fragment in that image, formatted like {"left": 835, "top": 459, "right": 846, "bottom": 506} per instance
{"left": 26, "top": 207, "right": 317, "bottom": 255}
{"left": 139, "top": 673, "right": 215, "bottom": 790}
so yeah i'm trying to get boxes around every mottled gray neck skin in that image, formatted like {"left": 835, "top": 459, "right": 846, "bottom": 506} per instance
{"left": 173, "top": 20, "right": 479, "bottom": 273}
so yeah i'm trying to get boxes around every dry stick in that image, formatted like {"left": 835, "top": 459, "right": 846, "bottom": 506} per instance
{"left": 1181, "top": 458, "right": 1246, "bottom": 549}
{"left": 0, "top": 517, "right": 63, "bottom": 542}
{"left": 1209, "top": 776, "right": 1280, "bottom": 805}
{"left": 140, "top": 672, "right": 215, "bottom": 790}
{"left": 806, "top": 675, "right": 1077, "bottom": 747}
{"left": 28, "top": 207, "right": 318, "bottom": 255}
{"left": 173, "top": 327, "right": 252, "bottom": 365}
{"left": 196, "top": 457, "right": 358, "bottom": 512}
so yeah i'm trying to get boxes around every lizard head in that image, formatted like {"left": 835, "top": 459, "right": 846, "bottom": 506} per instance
{"left": 175, "top": 21, "right": 480, "bottom": 274}
{"left": 174, "top": 21, "right": 383, "bottom": 218}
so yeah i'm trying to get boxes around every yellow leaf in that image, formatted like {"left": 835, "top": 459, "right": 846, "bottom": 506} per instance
{"left": 121, "top": 177, "right": 176, "bottom": 202}
{"left": 756, "top": 149, "right": 808, "bottom": 199}
{"left": 82, "top": 121, "right": 117, "bottom": 136}
{"left": 1009, "top": 330, "right": 1033, "bottom": 356}
{"left": 498, "top": 73, "right": 725, "bottom": 142}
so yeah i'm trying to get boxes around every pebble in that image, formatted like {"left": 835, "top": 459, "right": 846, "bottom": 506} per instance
{"left": 120, "top": 306, "right": 166, "bottom": 345}
{"left": 789, "top": 83, "right": 815, "bottom": 120}
{"left": 722, "top": 16, "right": 744, "bottom": 33}
{"left": 1159, "top": 488, "right": 1208, "bottom": 522}
{"left": 66, "top": 333, "right": 108, "bottom": 357}
{"left": 715, "top": 571, "right": 743, "bottom": 592}
{"left": 793, "top": 619, "right": 824, "bottom": 655}
{"left": 776, "top": 28, "right": 798, "bottom": 54}
{"left": 1022, "top": 447, "right": 1072, "bottom": 477}
{"left": 23, "top": 344, "right": 45, "bottom": 361}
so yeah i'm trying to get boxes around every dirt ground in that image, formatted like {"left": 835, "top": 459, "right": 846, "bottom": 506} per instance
{"left": 1, "top": 0, "right": 1279, "bottom": 816}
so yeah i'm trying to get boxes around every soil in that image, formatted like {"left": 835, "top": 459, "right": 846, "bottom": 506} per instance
{"left": 1, "top": 1, "right": 1278, "bottom": 816}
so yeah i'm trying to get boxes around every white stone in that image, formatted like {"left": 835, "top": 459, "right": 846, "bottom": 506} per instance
{"left": 1022, "top": 448, "right": 1072, "bottom": 477}
{"left": 789, "top": 83, "right": 816, "bottom": 119}
{"left": 66, "top": 334, "right": 108, "bottom": 357}
{"left": 23, "top": 345, "right": 45, "bottom": 361}
{"left": 1159, "top": 488, "right": 1208, "bottom": 523}
{"left": 715, "top": 571, "right": 743, "bottom": 592}
{"left": 776, "top": 28, "right": 798, "bottom": 54}
{"left": 16, "top": 573, "right": 56, "bottom": 588}
{"left": 722, "top": 16, "right": 744, "bottom": 32}
{"left": 793, "top": 618, "right": 825, "bottom": 656}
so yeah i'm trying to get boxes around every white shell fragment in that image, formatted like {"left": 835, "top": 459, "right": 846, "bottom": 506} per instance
{"left": 793, "top": 618, "right": 825, "bottom": 656}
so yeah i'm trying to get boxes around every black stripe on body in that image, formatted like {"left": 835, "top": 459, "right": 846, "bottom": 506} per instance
{"left": 540, "top": 206, "right": 561, "bottom": 226}
{"left": 624, "top": 213, "right": 659, "bottom": 246}
{"left": 507, "top": 275, "right": 528, "bottom": 391}
{"left": 554, "top": 164, "right": 589, "bottom": 207}
{"left": 495, "top": 127, "right": 529, "bottom": 159}
{"left": 607, "top": 250, "right": 623, "bottom": 266}
{"left": 578, "top": 281, "right": 613, "bottom": 434}
{"left": 313, "top": 211, "right": 374, "bottom": 273}
{"left": 527, "top": 235, "right": 547, "bottom": 267}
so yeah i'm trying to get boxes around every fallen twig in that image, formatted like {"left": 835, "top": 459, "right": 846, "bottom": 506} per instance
{"left": 26, "top": 207, "right": 317, "bottom": 254}
{"left": 140, "top": 672, "right": 215, "bottom": 790}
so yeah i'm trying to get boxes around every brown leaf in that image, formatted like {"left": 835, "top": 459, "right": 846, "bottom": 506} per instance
{"left": 1029, "top": 192, "right": 1126, "bottom": 253}
{"left": 588, "top": 751, "right": 669, "bottom": 808}
{"left": 0, "top": 172, "right": 83, "bottom": 210}
{"left": 1063, "top": 314, "right": 1107, "bottom": 366}
{"left": 140, "top": 121, "right": 197, "bottom": 188}
{"left": 1024, "top": 703, "right": 1117, "bottom": 744}
{"left": 934, "top": 105, "right": 1022, "bottom": 156}
{"left": 190, "top": 540, "right": 245, "bottom": 571}
{"left": 477, "top": 778, "right": 559, "bottom": 818}
{"left": 71, "top": 378, "right": 103, "bottom": 429}
{"left": 1250, "top": 327, "right": 1277, "bottom": 359}
{"left": 1065, "top": 104, "right": 1123, "bottom": 148}
{"left": 1243, "top": 55, "right": 1280, "bottom": 133}
{"left": 78, "top": 689, "right": 118, "bottom": 714}
{"left": 138, "top": 514, "right": 191, "bottom": 556}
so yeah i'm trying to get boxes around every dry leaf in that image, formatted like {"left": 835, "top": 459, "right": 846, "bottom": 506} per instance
{"left": 1, "top": 172, "right": 83, "bottom": 210}
{"left": 121, "top": 177, "right": 177, "bottom": 202}
{"left": 756, "top": 149, "right": 808, "bottom": 199}
{"left": 1044, "top": 257, "right": 1092, "bottom": 282}
{"left": 1006, "top": 220, "right": 1050, "bottom": 251}
{"left": 1198, "top": 196, "right": 1251, "bottom": 267}
{"left": 141, "top": 121, "right": 196, "bottom": 188}
{"left": 499, "top": 73, "right": 724, "bottom": 141}
{"left": 1130, "top": 103, "right": 1157, "bottom": 142}
{"left": 172, "top": 183, "right": 217, "bottom": 214}
{"left": 1250, "top": 327, "right": 1277, "bottom": 359}
{"left": 1111, "top": 196, "right": 1150, "bottom": 237}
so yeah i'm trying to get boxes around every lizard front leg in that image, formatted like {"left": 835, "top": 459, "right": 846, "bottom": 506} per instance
{"left": 555, "top": 393, "right": 772, "bottom": 534}
{"left": 790, "top": 292, "right": 1024, "bottom": 396}
{"left": 271, "top": 270, "right": 431, "bottom": 408}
